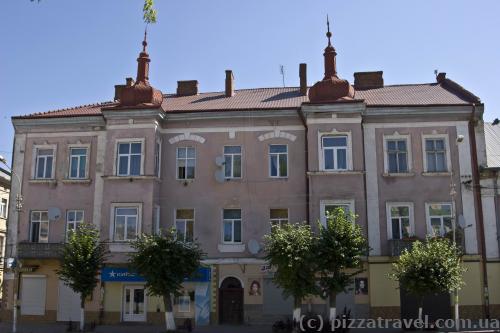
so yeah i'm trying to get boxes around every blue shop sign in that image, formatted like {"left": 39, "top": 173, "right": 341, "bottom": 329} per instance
{"left": 101, "top": 267, "right": 211, "bottom": 282}
{"left": 101, "top": 267, "right": 145, "bottom": 282}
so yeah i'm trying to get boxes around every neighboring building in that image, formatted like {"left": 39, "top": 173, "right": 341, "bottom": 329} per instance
{"left": 1, "top": 25, "right": 499, "bottom": 326}
{"left": 0, "top": 167, "right": 10, "bottom": 304}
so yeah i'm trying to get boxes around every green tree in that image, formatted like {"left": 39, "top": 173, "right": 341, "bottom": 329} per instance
{"left": 57, "top": 224, "right": 107, "bottom": 331}
{"left": 129, "top": 229, "right": 204, "bottom": 332}
{"left": 315, "top": 208, "right": 369, "bottom": 324}
{"left": 390, "top": 237, "right": 465, "bottom": 322}
{"left": 264, "top": 223, "right": 317, "bottom": 329}
{"left": 143, "top": 0, "right": 157, "bottom": 24}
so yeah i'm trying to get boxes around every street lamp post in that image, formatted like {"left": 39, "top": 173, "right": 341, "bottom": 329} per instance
{"left": 450, "top": 135, "right": 464, "bottom": 331}
{"left": 0, "top": 155, "right": 23, "bottom": 333}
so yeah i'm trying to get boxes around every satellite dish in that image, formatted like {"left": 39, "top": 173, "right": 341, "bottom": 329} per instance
{"left": 458, "top": 215, "right": 466, "bottom": 229}
{"left": 248, "top": 239, "right": 261, "bottom": 255}
{"left": 215, "top": 156, "right": 225, "bottom": 167}
{"left": 48, "top": 207, "right": 61, "bottom": 221}
{"left": 215, "top": 170, "right": 225, "bottom": 183}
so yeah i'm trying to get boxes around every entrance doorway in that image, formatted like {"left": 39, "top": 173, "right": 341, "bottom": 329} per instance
{"left": 219, "top": 277, "right": 243, "bottom": 324}
{"left": 400, "top": 287, "right": 451, "bottom": 322}
{"left": 123, "top": 285, "right": 146, "bottom": 322}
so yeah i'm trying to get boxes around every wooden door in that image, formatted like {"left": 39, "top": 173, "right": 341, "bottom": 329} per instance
{"left": 219, "top": 277, "right": 243, "bottom": 324}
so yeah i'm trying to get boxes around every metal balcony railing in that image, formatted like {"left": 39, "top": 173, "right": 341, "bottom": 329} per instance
{"left": 18, "top": 242, "right": 64, "bottom": 259}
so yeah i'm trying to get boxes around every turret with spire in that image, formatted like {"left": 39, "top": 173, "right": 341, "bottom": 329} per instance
{"left": 118, "top": 30, "right": 163, "bottom": 107}
{"left": 308, "top": 16, "right": 354, "bottom": 103}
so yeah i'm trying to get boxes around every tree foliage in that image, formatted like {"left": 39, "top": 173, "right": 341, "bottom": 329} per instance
{"left": 57, "top": 223, "right": 108, "bottom": 307}
{"left": 390, "top": 237, "right": 465, "bottom": 298}
{"left": 129, "top": 229, "right": 204, "bottom": 299}
{"left": 143, "top": 0, "right": 157, "bottom": 24}
{"left": 316, "top": 208, "right": 369, "bottom": 297}
{"left": 264, "top": 223, "right": 318, "bottom": 303}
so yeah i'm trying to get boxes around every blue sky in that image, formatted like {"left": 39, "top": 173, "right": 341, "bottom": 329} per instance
{"left": 1, "top": 0, "right": 499, "bottom": 164}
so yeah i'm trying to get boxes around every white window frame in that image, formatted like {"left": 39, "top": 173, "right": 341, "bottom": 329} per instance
{"left": 0, "top": 198, "right": 7, "bottom": 218}
{"left": 174, "top": 208, "right": 195, "bottom": 242}
{"left": 386, "top": 202, "right": 414, "bottom": 240}
{"left": 318, "top": 130, "right": 353, "bottom": 171}
{"left": 176, "top": 147, "right": 196, "bottom": 180}
{"left": 66, "top": 210, "right": 84, "bottom": 240}
{"left": 177, "top": 295, "right": 191, "bottom": 313}
{"left": 383, "top": 134, "right": 412, "bottom": 174}
{"left": 223, "top": 145, "right": 242, "bottom": 179}
{"left": 269, "top": 144, "right": 288, "bottom": 178}
{"left": 222, "top": 209, "right": 242, "bottom": 244}
{"left": 114, "top": 138, "right": 145, "bottom": 176}
{"left": 68, "top": 144, "right": 90, "bottom": 179}
{"left": 270, "top": 208, "right": 289, "bottom": 227}
{"left": 425, "top": 202, "right": 454, "bottom": 237}
{"left": 319, "top": 199, "right": 355, "bottom": 226}
{"left": 154, "top": 139, "right": 162, "bottom": 178}
{"left": 29, "top": 210, "right": 49, "bottom": 243}
{"left": 422, "top": 134, "right": 451, "bottom": 173}
{"left": 110, "top": 203, "right": 142, "bottom": 242}
{"left": 32, "top": 144, "right": 57, "bottom": 179}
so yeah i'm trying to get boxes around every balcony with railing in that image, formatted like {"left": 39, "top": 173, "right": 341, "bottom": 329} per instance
{"left": 388, "top": 238, "right": 417, "bottom": 256}
{"left": 18, "top": 242, "right": 64, "bottom": 259}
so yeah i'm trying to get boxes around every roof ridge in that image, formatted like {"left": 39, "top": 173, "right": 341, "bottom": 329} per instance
{"left": 163, "top": 86, "right": 301, "bottom": 97}
{"left": 19, "top": 100, "right": 116, "bottom": 118}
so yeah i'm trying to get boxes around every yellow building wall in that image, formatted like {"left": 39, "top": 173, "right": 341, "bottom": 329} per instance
{"left": 368, "top": 263, "right": 399, "bottom": 307}
{"left": 487, "top": 262, "right": 500, "bottom": 305}
{"left": 459, "top": 261, "right": 483, "bottom": 305}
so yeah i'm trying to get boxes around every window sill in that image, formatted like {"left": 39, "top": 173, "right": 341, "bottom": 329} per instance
{"left": 28, "top": 179, "right": 57, "bottom": 185}
{"left": 422, "top": 172, "right": 451, "bottom": 177}
{"left": 308, "top": 170, "right": 364, "bottom": 176}
{"left": 103, "top": 175, "right": 158, "bottom": 181}
{"left": 218, "top": 243, "right": 246, "bottom": 253}
{"left": 108, "top": 243, "right": 137, "bottom": 253}
{"left": 61, "top": 178, "right": 92, "bottom": 184}
{"left": 382, "top": 172, "right": 415, "bottom": 177}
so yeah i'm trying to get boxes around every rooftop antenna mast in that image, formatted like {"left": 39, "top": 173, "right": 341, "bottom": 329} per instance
{"left": 280, "top": 65, "right": 286, "bottom": 87}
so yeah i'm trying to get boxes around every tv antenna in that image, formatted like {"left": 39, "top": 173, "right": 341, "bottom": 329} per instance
{"left": 280, "top": 65, "right": 286, "bottom": 87}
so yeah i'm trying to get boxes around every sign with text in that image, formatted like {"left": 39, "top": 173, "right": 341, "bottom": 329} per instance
{"left": 101, "top": 266, "right": 211, "bottom": 282}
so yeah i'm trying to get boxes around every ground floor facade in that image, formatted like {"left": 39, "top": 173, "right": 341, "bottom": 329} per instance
{"left": 1, "top": 257, "right": 500, "bottom": 327}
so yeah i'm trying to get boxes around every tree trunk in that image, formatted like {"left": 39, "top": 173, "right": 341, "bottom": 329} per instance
{"left": 163, "top": 293, "right": 176, "bottom": 332}
{"left": 292, "top": 297, "right": 301, "bottom": 332}
{"left": 417, "top": 296, "right": 423, "bottom": 330}
{"left": 329, "top": 291, "right": 337, "bottom": 325}
{"left": 80, "top": 297, "right": 85, "bottom": 332}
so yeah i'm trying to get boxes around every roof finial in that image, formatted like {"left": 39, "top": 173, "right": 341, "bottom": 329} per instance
{"left": 326, "top": 15, "right": 332, "bottom": 46}
{"left": 142, "top": 27, "right": 148, "bottom": 52}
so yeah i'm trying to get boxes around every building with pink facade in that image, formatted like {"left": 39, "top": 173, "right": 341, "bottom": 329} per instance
{"left": 1, "top": 26, "right": 499, "bottom": 326}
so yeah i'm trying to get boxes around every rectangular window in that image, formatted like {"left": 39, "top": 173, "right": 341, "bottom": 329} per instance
{"left": 177, "top": 147, "right": 196, "bottom": 180}
{"left": 66, "top": 210, "right": 84, "bottom": 239}
{"left": 177, "top": 295, "right": 190, "bottom": 312}
{"left": 322, "top": 136, "right": 347, "bottom": 170}
{"left": 114, "top": 207, "right": 138, "bottom": 241}
{"left": 117, "top": 142, "right": 142, "bottom": 176}
{"left": 425, "top": 138, "right": 447, "bottom": 172}
{"left": 270, "top": 209, "right": 288, "bottom": 227}
{"left": 388, "top": 205, "right": 411, "bottom": 239}
{"left": 35, "top": 148, "right": 54, "bottom": 179}
{"left": 320, "top": 200, "right": 354, "bottom": 226}
{"left": 427, "top": 203, "right": 452, "bottom": 237}
{"left": 154, "top": 140, "right": 161, "bottom": 178}
{"left": 223, "top": 209, "right": 242, "bottom": 243}
{"left": 224, "top": 146, "right": 242, "bottom": 179}
{"left": 0, "top": 198, "right": 7, "bottom": 218}
{"left": 269, "top": 145, "right": 288, "bottom": 177}
{"left": 69, "top": 147, "right": 88, "bottom": 179}
{"left": 175, "top": 209, "right": 194, "bottom": 242}
{"left": 30, "top": 211, "right": 49, "bottom": 243}
{"left": 387, "top": 139, "right": 408, "bottom": 173}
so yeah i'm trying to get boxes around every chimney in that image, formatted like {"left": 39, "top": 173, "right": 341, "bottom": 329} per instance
{"left": 114, "top": 78, "right": 135, "bottom": 101}
{"left": 436, "top": 72, "right": 446, "bottom": 83}
{"left": 354, "top": 71, "right": 384, "bottom": 90}
{"left": 177, "top": 80, "right": 199, "bottom": 96}
{"left": 299, "top": 63, "right": 307, "bottom": 96}
{"left": 225, "top": 70, "right": 234, "bottom": 97}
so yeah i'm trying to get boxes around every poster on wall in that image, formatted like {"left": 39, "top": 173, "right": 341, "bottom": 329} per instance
{"left": 248, "top": 278, "right": 262, "bottom": 296}
{"left": 354, "top": 277, "right": 368, "bottom": 295}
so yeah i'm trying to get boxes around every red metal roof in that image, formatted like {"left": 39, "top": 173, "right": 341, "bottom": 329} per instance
{"left": 13, "top": 82, "right": 477, "bottom": 119}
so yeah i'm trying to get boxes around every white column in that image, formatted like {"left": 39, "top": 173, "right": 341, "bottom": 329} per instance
{"left": 481, "top": 179, "right": 499, "bottom": 258}
{"left": 363, "top": 125, "right": 381, "bottom": 255}
{"left": 456, "top": 124, "right": 478, "bottom": 254}
{"left": 92, "top": 131, "right": 106, "bottom": 229}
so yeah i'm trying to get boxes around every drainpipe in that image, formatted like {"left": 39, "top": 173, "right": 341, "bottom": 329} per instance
{"left": 469, "top": 103, "right": 490, "bottom": 318}
{"left": 297, "top": 108, "right": 310, "bottom": 224}
{"left": 494, "top": 170, "right": 500, "bottom": 257}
